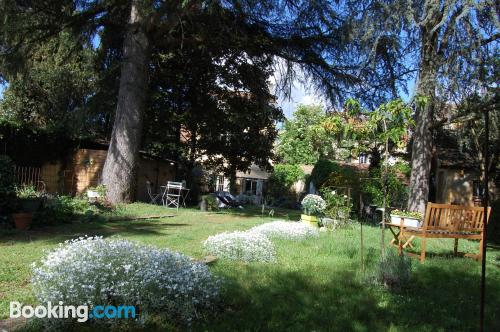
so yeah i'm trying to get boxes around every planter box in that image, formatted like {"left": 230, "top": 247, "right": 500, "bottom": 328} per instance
{"left": 301, "top": 214, "right": 319, "bottom": 227}
{"left": 390, "top": 215, "right": 421, "bottom": 227}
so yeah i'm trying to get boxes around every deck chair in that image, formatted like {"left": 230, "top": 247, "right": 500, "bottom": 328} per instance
{"left": 146, "top": 181, "right": 160, "bottom": 204}
{"left": 163, "top": 181, "right": 183, "bottom": 210}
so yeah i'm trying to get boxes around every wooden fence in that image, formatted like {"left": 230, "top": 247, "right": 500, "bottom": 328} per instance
{"left": 14, "top": 166, "right": 44, "bottom": 190}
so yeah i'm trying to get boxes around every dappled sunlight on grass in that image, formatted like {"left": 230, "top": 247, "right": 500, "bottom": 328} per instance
{"left": 1, "top": 204, "right": 499, "bottom": 330}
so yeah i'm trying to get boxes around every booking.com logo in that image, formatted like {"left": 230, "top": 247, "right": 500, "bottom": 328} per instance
{"left": 10, "top": 301, "right": 137, "bottom": 322}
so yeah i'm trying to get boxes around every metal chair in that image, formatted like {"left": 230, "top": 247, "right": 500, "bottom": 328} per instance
{"left": 146, "top": 181, "right": 161, "bottom": 204}
{"left": 163, "top": 181, "right": 183, "bottom": 210}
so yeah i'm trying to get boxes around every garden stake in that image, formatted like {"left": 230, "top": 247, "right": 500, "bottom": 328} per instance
{"left": 380, "top": 118, "right": 389, "bottom": 260}
{"left": 479, "top": 105, "right": 489, "bottom": 332}
{"left": 360, "top": 220, "right": 365, "bottom": 274}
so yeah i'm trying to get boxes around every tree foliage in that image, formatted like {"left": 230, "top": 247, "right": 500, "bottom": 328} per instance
{"left": 276, "top": 104, "right": 330, "bottom": 164}
{"left": 0, "top": 32, "right": 95, "bottom": 134}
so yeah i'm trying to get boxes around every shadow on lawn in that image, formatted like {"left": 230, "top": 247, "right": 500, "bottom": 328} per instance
{"left": 385, "top": 264, "right": 500, "bottom": 331}
{"left": 215, "top": 206, "right": 302, "bottom": 221}
{"left": 199, "top": 263, "right": 500, "bottom": 331}
{"left": 199, "top": 266, "right": 387, "bottom": 331}
{"left": 0, "top": 220, "right": 189, "bottom": 245}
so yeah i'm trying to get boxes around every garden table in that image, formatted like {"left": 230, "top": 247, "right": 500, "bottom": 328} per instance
{"left": 387, "top": 221, "right": 416, "bottom": 249}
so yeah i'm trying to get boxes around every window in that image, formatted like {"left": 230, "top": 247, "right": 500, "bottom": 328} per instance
{"left": 244, "top": 179, "right": 258, "bottom": 195}
{"left": 216, "top": 176, "right": 225, "bottom": 192}
{"left": 359, "top": 153, "right": 367, "bottom": 164}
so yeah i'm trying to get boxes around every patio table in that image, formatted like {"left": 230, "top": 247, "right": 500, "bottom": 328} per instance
{"left": 387, "top": 221, "right": 416, "bottom": 249}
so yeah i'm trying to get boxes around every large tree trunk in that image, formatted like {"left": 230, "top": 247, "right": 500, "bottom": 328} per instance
{"left": 102, "top": 1, "right": 151, "bottom": 204}
{"left": 407, "top": 26, "right": 438, "bottom": 215}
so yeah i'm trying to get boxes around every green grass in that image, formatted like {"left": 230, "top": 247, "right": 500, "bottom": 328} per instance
{"left": 1, "top": 203, "right": 499, "bottom": 331}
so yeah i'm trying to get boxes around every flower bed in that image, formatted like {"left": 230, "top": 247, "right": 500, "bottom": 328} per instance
{"left": 32, "top": 236, "right": 219, "bottom": 325}
{"left": 250, "top": 221, "right": 319, "bottom": 241}
{"left": 203, "top": 231, "right": 276, "bottom": 263}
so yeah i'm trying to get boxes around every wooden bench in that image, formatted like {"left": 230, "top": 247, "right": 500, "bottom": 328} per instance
{"left": 399, "top": 203, "right": 491, "bottom": 262}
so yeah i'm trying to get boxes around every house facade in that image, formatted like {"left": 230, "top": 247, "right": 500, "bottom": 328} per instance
{"left": 213, "top": 163, "right": 271, "bottom": 204}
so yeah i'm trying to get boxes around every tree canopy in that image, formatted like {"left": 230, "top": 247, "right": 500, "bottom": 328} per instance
{"left": 1, "top": 0, "right": 497, "bottom": 205}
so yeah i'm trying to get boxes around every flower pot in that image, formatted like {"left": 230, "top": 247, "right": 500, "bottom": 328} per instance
{"left": 301, "top": 214, "right": 319, "bottom": 227}
{"left": 20, "top": 198, "right": 43, "bottom": 213}
{"left": 390, "top": 215, "right": 421, "bottom": 227}
{"left": 87, "top": 190, "right": 101, "bottom": 198}
{"left": 13, "top": 213, "right": 33, "bottom": 230}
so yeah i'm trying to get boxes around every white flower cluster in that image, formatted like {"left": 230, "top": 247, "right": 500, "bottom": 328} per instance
{"left": 203, "top": 231, "right": 276, "bottom": 263}
{"left": 301, "top": 194, "right": 327, "bottom": 215}
{"left": 250, "top": 221, "right": 319, "bottom": 241}
{"left": 203, "top": 221, "right": 318, "bottom": 262}
{"left": 32, "top": 236, "right": 219, "bottom": 324}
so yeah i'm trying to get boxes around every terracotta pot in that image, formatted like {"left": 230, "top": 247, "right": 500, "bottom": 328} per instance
{"left": 13, "top": 213, "right": 33, "bottom": 230}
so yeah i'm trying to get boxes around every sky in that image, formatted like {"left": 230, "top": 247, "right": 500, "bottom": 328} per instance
{"left": 276, "top": 81, "right": 325, "bottom": 118}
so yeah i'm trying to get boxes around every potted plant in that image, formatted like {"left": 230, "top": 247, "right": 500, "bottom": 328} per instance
{"left": 13, "top": 211, "right": 33, "bottom": 230}
{"left": 15, "top": 185, "right": 44, "bottom": 213}
{"left": 87, "top": 184, "right": 107, "bottom": 202}
{"left": 390, "top": 209, "right": 423, "bottom": 227}
{"left": 301, "top": 194, "right": 326, "bottom": 227}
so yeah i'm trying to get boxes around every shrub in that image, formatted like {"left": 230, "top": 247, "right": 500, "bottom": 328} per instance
{"left": 250, "top": 221, "right": 319, "bottom": 241}
{"left": 33, "top": 196, "right": 98, "bottom": 225}
{"left": 201, "top": 194, "right": 218, "bottom": 211}
{"left": 268, "top": 164, "right": 305, "bottom": 199}
{"left": 301, "top": 194, "right": 326, "bottom": 215}
{"left": 272, "top": 164, "right": 304, "bottom": 186}
{"left": 203, "top": 231, "right": 276, "bottom": 262}
{"left": 0, "top": 155, "right": 16, "bottom": 214}
{"left": 321, "top": 189, "right": 352, "bottom": 222}
{"left": 310, "top": 159, "right": 340, "bottom": 188}
{"left": 373, "top": 250, "right": 412, "bottom": 290}
{"left": 310, "top": 159, "right": 364, "bottom": 211}
{"left": 32, "top": 237, "right": 220, "bottom": 326}
{"left": 15, "top": 185, "right": 43, "bottom": 198}
{"left": 362, "top": 166, "right": 408, "bottom": 208}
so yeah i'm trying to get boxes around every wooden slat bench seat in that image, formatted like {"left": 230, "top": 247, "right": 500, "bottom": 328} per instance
{"left": 399, "top": 203, "right": 491, "bottom": 262}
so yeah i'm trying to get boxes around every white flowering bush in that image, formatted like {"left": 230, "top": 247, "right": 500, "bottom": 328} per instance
{"left": 250, "top": 221, "right": 319, "bottom": 240}
{"left": 32, "top": 236, "right": 219, "bottom": 325}
{"left": 301, "top": 194, "right": 327, "bottom": 215}
{"left": 203, "top": 231, "right": 276, "bottom": 262}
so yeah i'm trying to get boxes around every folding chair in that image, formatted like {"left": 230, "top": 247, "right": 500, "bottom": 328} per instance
{"left": 163, "top": 181, "right": 183, "bottom": 210}
{"left": 146, "top": 181, "right": 161, "bottom": 204}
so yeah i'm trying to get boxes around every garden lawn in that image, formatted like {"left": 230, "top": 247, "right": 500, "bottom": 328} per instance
{"left": 1, "top": 203, "right": 499, "bottom": 331}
